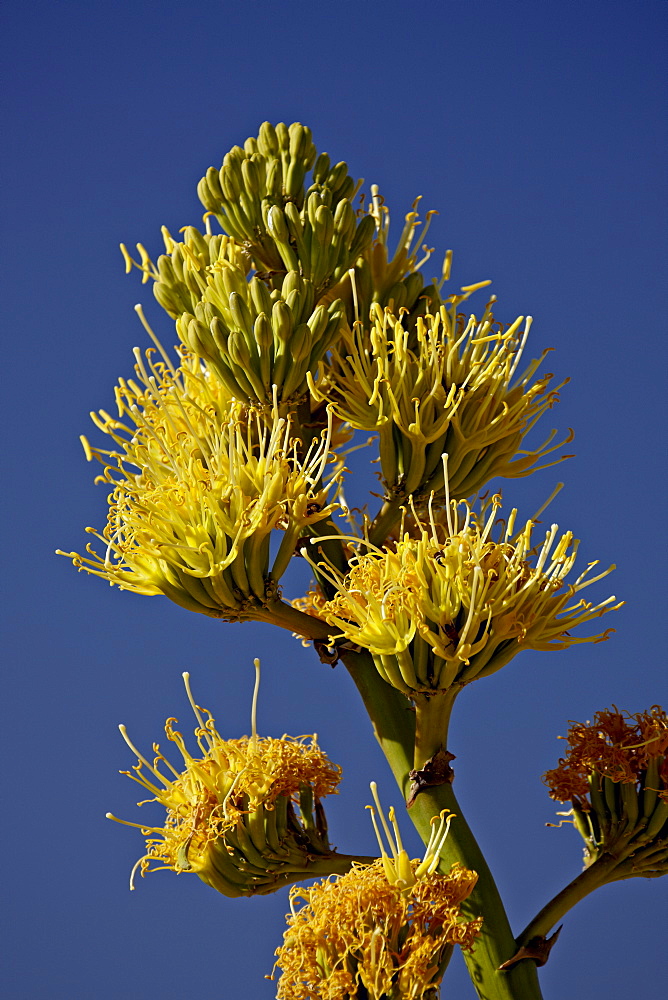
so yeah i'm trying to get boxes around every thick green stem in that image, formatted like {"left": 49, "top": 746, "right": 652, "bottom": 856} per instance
{"left": 257, "top": 599, "right": 335, "bottom": 641}
{"left": 309, "top": 853, "right": 379, "bottom": 876}
{"left": 518, "top": 818, "right": 668, "bottom": 944}
{"left": 410, "top": 783, "right": 543, "bottom": 999}
{"left": 339, "top": 649, "right": 544, "bottom": 1000}
{"left": 368, "top": 498, "right": 404, "bottom": 548}
{"left": 340, "top": 647, "right": 416, "bottom": 788}
{"left": 516, "top": 855, "right": 619, "bottom": 945}
{"left": 413, "top": 690, "right": 459, "bottom": 768}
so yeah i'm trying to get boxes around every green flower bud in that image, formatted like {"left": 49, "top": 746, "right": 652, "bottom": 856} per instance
{"left": 272, "top": 299, "right": 293, "bottom": 342}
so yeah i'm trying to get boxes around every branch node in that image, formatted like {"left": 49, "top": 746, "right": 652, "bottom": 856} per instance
{"left": 314, "top": 641, "right": 339, "bottom": 667}
{"left": 499, "top": 925, "right": 563, "bottom": 971}
{"left": 407, "top": 748, "right": 456, "bottom": 807}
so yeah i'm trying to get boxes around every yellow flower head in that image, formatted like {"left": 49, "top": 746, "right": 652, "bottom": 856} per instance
{"left": 272, "top": 784, "right": 481, "bottom": 1000}
{"left": 311, "top": 290, "right": 572, "bottom": 501}
{"left": 318, "top": 491, "right": 621, "bottom": 697}
{"left": 58, "top": 337, "right": 339, "bottom": 619}
{"left": 108, "top": 667, "right": 348, "bottom": 898}
{"left": 543, "top": 707, "right": 668, "bottom": 876}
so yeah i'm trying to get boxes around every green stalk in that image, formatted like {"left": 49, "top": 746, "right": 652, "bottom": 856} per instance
{"left": 340, "top": 648, "right": 544, "bottom": 1000}
{"left": 413, "top": 690, "right": 459, "bottom": 769}
{"left": 339, "top": 646, "right": 416, "bottom": 791}
{"left": 518, "top": 810, "right": 668, "bottom": 945}
{"left": 256, "top": 598, "right": 336, "bottom": 641}
{"left": 368, "top": 498, "right": 405, "bottom": 548}
{"left": 516, "top": 854, "right": 622, "bottom": 945}
{"left": 410, "top": 783, "right": 543, "bottom": 999}
{"left": 307, "top": 853, "right": 379, "bottom": 876}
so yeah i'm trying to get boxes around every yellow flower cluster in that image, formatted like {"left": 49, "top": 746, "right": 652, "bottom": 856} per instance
{"left": 108, "top": 672, "right": 351, "bottom": 898}
{"left": 196, "top": 121, "right": 375, "bottom": 296}
{"left": 58, "top": 341, "right": 338, "bottom": 618}
{"left": 311, "top": 292, "right": 572, "bottom": 501}
{"left": 274, "top": 861, "right": 481, "bottom": 1000}
{"left": 273, "top": 786, "right": 480, "bottom": 999}
{"left": 318, "top": 495, "right": 620, "bottom": 697}
{"left": 346, "top": 185, "right": 442, "bottom": 320}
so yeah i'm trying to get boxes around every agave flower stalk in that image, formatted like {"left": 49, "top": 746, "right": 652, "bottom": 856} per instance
{"left": 63, "top": 119, "right": 665, "bottom": 1000}
{"left": 108, "top": 667, "right": 375, "bottom": 897}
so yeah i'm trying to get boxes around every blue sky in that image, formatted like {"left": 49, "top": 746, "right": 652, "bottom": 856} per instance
{"left": 3, "top": 2, "right": 667, "bottom": 997}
